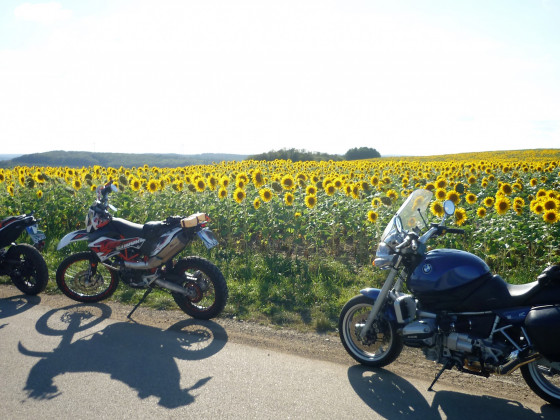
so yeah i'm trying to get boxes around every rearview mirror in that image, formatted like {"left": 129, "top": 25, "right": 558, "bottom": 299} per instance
{"left": 443, "top": 200, "right": 455, "bottom": 216}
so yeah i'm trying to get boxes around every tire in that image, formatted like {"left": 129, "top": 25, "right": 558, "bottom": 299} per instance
{"left": 56, "top": 251, "right": 118, "bottom": 303}
{"left": 7, "top": 244, "right": 49, "bottom": 295}
{"left": 171, "top": 256, "right": 228, "bottom": 320}
{"left": 521, "top": 358, "right": 560, "bottom": 406}
{"left": 339, "top": 294, "right": 403, "bottom": 367}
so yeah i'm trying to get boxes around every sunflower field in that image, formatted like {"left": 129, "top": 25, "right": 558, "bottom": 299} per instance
{"left": 1, "top": 149, "right": 559, "bottom": 330}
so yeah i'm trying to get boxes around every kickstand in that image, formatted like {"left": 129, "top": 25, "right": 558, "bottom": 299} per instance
{"left": 428, "top": 361, "right": 452, "bottom": 392}
{"left": 127, "top": 287, "right": 153, "bottom": 319}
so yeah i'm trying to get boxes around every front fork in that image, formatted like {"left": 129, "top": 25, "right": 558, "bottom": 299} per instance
{"left": 359, "top": 257, "right": 402, "bottom": 340}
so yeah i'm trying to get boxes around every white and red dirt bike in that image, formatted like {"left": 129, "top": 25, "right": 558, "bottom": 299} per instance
{"left": 56, "top": 181, "right": 228, "bottom": 320}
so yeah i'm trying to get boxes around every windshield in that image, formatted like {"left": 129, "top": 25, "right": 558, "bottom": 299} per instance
{"left": 380, "top": 189, "right": 433, "bottom": 242}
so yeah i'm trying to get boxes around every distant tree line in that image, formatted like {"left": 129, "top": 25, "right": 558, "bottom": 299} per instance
{"left": 248, "top": 148, "right": 342, "bottom": 162}
{"left": 344, "top": 147, "right": 381, "bottom": 160}
{"left": 248, "top": 147, "right": 381, "bottom": 162}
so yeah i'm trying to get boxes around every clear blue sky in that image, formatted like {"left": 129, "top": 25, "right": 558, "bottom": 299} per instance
{"left": 1, "top": 0, "right": 559, "bottom": 156}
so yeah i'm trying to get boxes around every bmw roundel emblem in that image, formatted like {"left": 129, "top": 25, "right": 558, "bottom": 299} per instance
{"left": 422, "top": 264, "right": 433, "bottom": 274}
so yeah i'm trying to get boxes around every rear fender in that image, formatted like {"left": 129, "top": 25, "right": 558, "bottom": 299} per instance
{"left": 360, "top": 288, "right": 398, "bottom": 322}
{"left": 57, "top": 230, "right": 89, "bottom": 250}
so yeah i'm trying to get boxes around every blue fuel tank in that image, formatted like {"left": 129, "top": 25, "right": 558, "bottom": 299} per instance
{"left": 409, "top": 249, "right": 491, "bottom": 294}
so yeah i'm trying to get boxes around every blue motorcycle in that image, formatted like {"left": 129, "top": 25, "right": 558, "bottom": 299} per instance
{"left": 339, "top": 189, "right": 560, "bottom": 405}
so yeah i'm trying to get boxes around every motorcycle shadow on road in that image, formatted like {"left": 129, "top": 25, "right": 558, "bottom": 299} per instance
{"left": 17, "top": 303, "right": 228, "bottom": 408}
{"left": 348, "top": 365, "right": 560, "bottom": 419}
{"left": 0, "top": 294, "right": 41, "bottom": 328}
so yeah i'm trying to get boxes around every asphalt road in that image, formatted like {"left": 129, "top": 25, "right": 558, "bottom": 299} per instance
{"left": 1, "top": 287, "right": 559, "bottom": 419}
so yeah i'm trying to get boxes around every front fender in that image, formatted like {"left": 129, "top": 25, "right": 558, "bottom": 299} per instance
{"left": 57, "top": 230, "right": 89, "bottom": 250}
{"left": 360, "top": 288, "right": 398, "bottom": 322}
{"left": 360, "top": 288, "right": 381, "bottom": 300}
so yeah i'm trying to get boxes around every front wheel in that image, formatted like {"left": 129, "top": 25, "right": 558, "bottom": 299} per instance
{"left": 7, "top": 244, "right": 49, "bottom": 295}
{"left": 339, "top": 294, "right": 403, "bottom": 367}
{"left": 171, "top": 256, "right": 228, "bottom": 320}
{"left": 521, "top": 358, "right": 560, "bottom": 406}
{"left": 56, "top": 251, "right": 119, "bottom": 303}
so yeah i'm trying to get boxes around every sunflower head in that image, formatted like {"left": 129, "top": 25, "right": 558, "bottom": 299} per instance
{"left": 305, "top": 194, "right": 317, "bottom": 209}
{"left": 259, "top": 188, "right": 273, "bottom": 202}
{"left": 430, "top": 201, "right": 444, "bottom": 217}
{"left": 234, "top": 188, "right": 246, "bottom": 203}
{"left": 367, "top": 211, "right": 378, "bottom": 223}
{"left": 495, "top": 196, "right": 511, "bottom": 216}
{"left": 284, "top": 192, "right": 294, "bottom": 206}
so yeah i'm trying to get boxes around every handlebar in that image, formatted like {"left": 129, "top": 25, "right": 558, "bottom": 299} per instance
{"left": 444, "top": 228, "right": 465, "bottom": 235}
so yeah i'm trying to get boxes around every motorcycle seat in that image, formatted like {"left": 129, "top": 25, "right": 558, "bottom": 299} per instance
{"left": 111, "top": 218, "right": 144, "bottom": 238}
{"left": 506, "top": 281, "right": 540, "bottom": 298}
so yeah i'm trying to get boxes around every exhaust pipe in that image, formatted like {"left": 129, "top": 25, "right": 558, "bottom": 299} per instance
{"left": 154, "top": 278, "right": 190, "bottom": 296}
{"left": 496, "top": 352, "right": 540, "bottom": 375}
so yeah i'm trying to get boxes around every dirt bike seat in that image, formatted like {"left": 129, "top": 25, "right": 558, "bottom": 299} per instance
{"left": 111, "top": 218, "right": 144, "bottom": 238}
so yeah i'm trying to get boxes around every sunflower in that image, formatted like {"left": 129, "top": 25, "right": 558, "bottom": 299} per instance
{"left": 500, "top": 183, "right": 513, "bottom": 196}
{"left": 325, "top": 183, "right": 336, "bottom": 196}
{"left": 531, "top": 200, "right": 544, "bottom": 214}
{"left": 371, "top": 197, "right": 381, "bottom": 208}
{"left": 495, "top": 196, "right": 511, "bottom": 215}
{"left": 259, "top": 188, "right": 273, "bottom": 202}
{"left": 543, "top": 210, "right": 559, "bottom": 224}
{"left": 220, "top": 176, "right": 230, "bottom": 188}
{"left": 147, "top": 179, "right": 159, "bottom": 193}
{"left": 218, "top": 187, "right": 228, "bottom": 200}
{"left": 7, "top": 184, "right": 14, "bottom": 196}
{"left": 446, "top": 191, "right": 460, "bottom": 204}
{"left": 172, "top": 180, "right": 183, "bottom": 192}
{"left": 436, "top": 178, "right": 447, "bottom": 189}
{"left": 435, "top": 188, "right": 447, "bottom": 201}
{"left": 454, "top": 207, "right": 467, "bottom": 226}
{"left": 253, "top": 198, "right": 261, "bottom": 210}
{"left": 306, "top": 185, "right": 317, "bottom": 196}
{"left": 305, "top": 194, "right": 317, "bottom": 209}
{"left": 477, "top": 207, "right": 486, "bottom": 218}
{"left": 36, "top": 190, "right": 43, "bottom": 199}
{"left": 130, "top": 178, "right": 142, "bottom": 191}
{"left": 207, "top": 175, "right": 218, "bottom": 191}
{"left": 234, "top": 187, "right": 246, "bottom": 203}
{"left": 73, "top": 178, "right": 82, "bottom": 191}
{"left": 333, "top": 178, "right": 344, "bottom": 189}
{"left": 195, "top": 178, "right": 206, "bottom": 192}
{"left": 367, "top": 210, "right": 379, "bottom": 223}
{"left": 386, "top": 189, "right": 398, "bottom": 201}
{"left": 430, "top": 201, "right": 444, "bottom": 217}
{"left": 483, "top": 197, "right": 495, "bottom": 208}
{"left": 284, "top": 192, "right": 294, "bottom": 206}
{"left": 544, "top": 199, "right": 558, "bottom": 211}
{"left": 466, "top": 193, "right": 477, "bottom": 205}
{"left": 252, "top": 170, "right": 265, "bottom": 188}
{"left": 281, "top": 174, "right": 295, "bottom": 190}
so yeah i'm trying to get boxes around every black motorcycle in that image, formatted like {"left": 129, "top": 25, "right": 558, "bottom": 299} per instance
{"left": 339, "top": 189, "right": 560, "bottom": 406}
{"left": 0, "top": 214, "right": 48, "bottom": 295}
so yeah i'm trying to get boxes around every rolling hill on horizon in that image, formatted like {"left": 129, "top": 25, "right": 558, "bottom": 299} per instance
{"left": 0, "top": 150, "right": 249, "bottom": 168}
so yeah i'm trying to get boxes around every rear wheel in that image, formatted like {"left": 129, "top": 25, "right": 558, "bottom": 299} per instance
{"left": 7, "top": 244, "right": 49, "bottom": 295}
{"left": 339, "top": 294, "right": 403, "bottom": 367}
{"left": 521, "top": 358, "right": 560, "bottom": 406}
{"left": 171, "top": 256, "right": 228, "bottom": 320}
{"left": 56, "top": 251, "right": 118, "bottom": 302}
